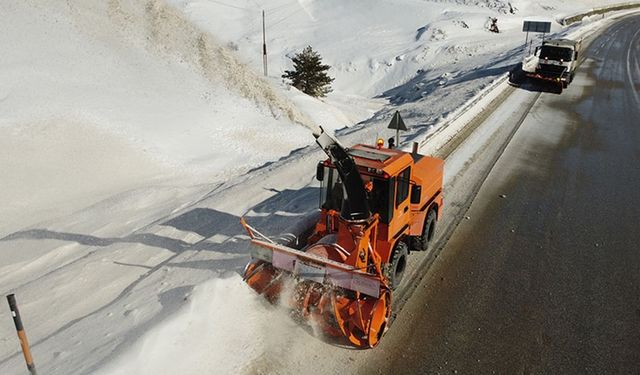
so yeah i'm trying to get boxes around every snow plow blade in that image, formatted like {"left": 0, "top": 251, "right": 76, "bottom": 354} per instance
{"left": 241, "top": 218, "right": 390, "bottom": 348}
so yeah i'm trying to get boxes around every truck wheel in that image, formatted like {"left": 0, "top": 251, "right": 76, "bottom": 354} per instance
{"left": 508, "top": 64, "right": 525, "bottom": 86}
{"left": 411, "top": 209, "right": 437, "bottom": 251}
{"left": 389, "top": 241, "right": 408, "bottom": 290}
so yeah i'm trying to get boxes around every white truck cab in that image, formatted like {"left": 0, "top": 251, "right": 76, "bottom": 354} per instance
{"left": 525, "top": 38, "right": 582, "bottom": 89}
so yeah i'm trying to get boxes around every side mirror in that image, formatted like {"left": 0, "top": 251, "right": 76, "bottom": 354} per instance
{"left": 316, "top": 163, "right": 325, "bottom": 181}
{"left": 410, "top": 184, "right": 422, "bottom": 204}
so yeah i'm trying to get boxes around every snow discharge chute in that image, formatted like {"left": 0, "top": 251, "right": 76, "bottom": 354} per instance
{"left": 314, "top": 129, "right": 371, "bottom": 222}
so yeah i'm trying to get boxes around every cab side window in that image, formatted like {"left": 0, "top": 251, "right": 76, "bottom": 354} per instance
{"left": 395, "top": 167, "right": 411, "bottom": 207}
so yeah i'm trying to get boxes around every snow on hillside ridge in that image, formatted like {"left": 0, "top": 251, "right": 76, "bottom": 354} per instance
{"left": 426, "top": 0, "right": 517, "bottom": 14}
{"left": 72, "top": 0, "right": 315, "bottom": 128}
{"left": 174, "top": 0, "right": 628, "bottom": 99}
{"left": 170, "top": 0, "right": 537, "bottom": 99}
{"left": 111, "top": 0, "right": 314, "bottom": 128}
{"left": 0, "top": 0, "right": 324, "bottom": 236}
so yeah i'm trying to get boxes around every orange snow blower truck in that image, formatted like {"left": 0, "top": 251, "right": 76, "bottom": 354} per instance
{"left": 241, "top": 128, "right": 444, "bottom": 348}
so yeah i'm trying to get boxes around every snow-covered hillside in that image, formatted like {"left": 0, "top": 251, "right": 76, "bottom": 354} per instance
{"left": 171, "top": 0, "right": 615, "bottom": 97}
{"left": 0, "top": 0, "right": 634, "bottom": 374}
{"left": 0, "top": 0, "right": 318, "bottom": 237}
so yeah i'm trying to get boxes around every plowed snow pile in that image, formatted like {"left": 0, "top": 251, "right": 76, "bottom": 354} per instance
{"left": 95, "top": 276, "right": 299, "bottom": 375}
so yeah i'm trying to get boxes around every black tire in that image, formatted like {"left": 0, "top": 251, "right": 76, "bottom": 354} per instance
{"left": 411, "top": 209, "right": 437, "bottom": 251}
{"left": 388, "top": 241, "right": 408, "bottom": 290}
{"left": 553, "top": 82, "right": 564, "bottom": 94}
{"left": 508, "top": 64, "right": 525, "bottom": 86}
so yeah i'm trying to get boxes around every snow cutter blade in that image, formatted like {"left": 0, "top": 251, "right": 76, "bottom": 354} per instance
{"left": 241, "top": 218, "right": 390, "bottom": 348}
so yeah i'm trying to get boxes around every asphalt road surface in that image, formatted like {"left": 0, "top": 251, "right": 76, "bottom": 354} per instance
{"left": 364, "top": 14, "right": 640, "bottom": 375}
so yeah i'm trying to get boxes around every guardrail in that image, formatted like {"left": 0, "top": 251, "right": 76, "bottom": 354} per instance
{"left": 414, "top": 73, "right": 510, "bottom": 155}
{"left": 560, "top": 1, "right": 640, "bottom": 25}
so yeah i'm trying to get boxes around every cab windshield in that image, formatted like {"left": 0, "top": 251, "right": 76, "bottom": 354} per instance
{"left": 319, "top": 166, "right": 394, "bottom": 223}
{"left": 539, "top": 46, "right": 573, "bottom": 62}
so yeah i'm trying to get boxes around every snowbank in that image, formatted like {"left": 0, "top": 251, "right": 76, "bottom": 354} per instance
{"left": 95, "top": 275, "right": 299, "bottom": 375}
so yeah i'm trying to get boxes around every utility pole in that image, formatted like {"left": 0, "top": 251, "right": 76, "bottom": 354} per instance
{"left": 262, "top": 10, "right": 268, "bottom": 77}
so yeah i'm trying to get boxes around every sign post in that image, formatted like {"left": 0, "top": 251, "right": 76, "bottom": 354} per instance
{"left": 522, "top": 21, "right": 551, "bottom": 55}
{"left": 387, "top": 111, "right": 408, "bottom": 148}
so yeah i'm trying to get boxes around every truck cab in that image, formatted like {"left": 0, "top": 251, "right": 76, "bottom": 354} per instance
{"left": 316, "top": 142, "right": 444, "bottom": 286}
{"left": 527, "top": 38, "right": 582, "bottom": 89}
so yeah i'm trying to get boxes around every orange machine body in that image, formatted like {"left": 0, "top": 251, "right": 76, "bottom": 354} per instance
{"left": 242, "top": 133, "right": 444, "bottom": 348}
{"left": 312, "top": 143, "right": 444, "bottom": 266}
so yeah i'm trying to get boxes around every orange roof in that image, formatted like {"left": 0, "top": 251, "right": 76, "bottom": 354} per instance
{"left": 347, "top": 144, "right": 413, "bottom": 176}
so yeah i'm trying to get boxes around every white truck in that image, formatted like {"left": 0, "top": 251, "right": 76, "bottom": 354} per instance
{"left": 524, "top": 38, "right": 582, "bottom": 90}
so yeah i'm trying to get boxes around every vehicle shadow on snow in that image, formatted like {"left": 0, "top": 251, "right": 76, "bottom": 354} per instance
{"left": 161, "top": 186, "right": 320, "bottom": 246}
{"left": 0, "top": 187, "right": 343, "bottom": 363}
{"left": 1, "top": 187, "right": 321, "bottom": 275}
{"left": 1, "top": 229, "right": 194, "bottom": 253}
{"left": 0, "top": 185, "right": 367, "bottom": 352}
{"left": 251, "top": 187, "right": 319, "bottom": 215}
{"left": 163, "top": 207, "right": 240, "bottom": 238}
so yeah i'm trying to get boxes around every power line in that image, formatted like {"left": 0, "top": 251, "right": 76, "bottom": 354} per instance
{"left": 270, "top": 6, "right": 307, "bottom": 28}
{"left": 207, "top": 0, "right": 252, "bottom": 11}
{"left": 239, "top": 4, "right": 309, "bottom": 39}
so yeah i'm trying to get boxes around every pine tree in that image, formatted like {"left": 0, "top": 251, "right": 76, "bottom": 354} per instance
{"left": 282, "top": 46, "right": 334, "bottom": 97}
